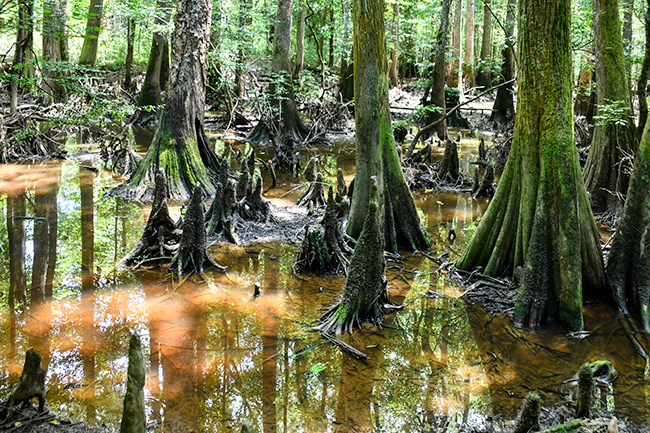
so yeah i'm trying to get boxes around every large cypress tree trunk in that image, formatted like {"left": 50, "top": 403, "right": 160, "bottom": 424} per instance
{"left": 120, "top": 0, "right": 219, "bottom": 201}
{"left": 248, "top": 0, "right": 307, "bottom": 146}
{"left": 607, "top": 119, "right": 650, "bottom": 332}
{"left": 346, "top": 0, "right": 430, "bottom": 253}
{"left": 447, "top": 0, "right": 462, "bottom": 89}
{"left": 584, "top": 0, "right": 635, "bottom": 216}
{"left": 78, "top": 0, "right": 103, "bottom": 66}
{"left": 458, "top": 0, "right": 606, "bottom": 331}
{"left": 490, "top": 0, "right": 516, "bottom": 124}
{"left": 423, "top": 0, "right": 453, "bottom": 141}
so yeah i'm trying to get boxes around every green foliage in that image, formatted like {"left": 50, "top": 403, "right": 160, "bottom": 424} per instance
{"left": 594, "top": 99, "right": 630, "bottom": 127}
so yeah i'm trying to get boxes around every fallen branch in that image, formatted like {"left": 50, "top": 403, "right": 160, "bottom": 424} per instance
{"left": 321, "top": 332, "right": 370, "bottom": 360}
{"left": 406, "top": 78, "right": 517, "bottom": 159}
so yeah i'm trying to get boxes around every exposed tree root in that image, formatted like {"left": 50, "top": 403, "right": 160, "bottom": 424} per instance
{"left": 169, "top": 186, "right": 225, "bottom": 275}
{"left": 100, "top": 131, "right": 142, "bottom": 178}
{"left": 1, "top": 112, "right": 67, "bottom": 163}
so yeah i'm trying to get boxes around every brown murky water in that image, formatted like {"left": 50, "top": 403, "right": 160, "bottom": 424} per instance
{"left": 0, "top": 139, "right": 648, "bottom": 432}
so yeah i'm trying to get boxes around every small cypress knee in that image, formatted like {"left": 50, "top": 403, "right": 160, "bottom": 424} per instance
{"left": 576, "top": 363, "right": 594, "bottom": 417}
{"left": 514, "top": 392, "right": 541, "bottom": 433}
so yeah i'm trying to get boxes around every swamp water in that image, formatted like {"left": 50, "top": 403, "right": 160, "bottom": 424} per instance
{"left": 0, "top": 138, "right": 648, "bottom": 432}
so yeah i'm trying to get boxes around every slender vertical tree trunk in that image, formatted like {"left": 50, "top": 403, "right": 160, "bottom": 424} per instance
{"left": 458, "top": 0, "right": 606, "bottom": 331}
{"left": 234, "top": 0, "right": 251, "bottom": 97}
{"left": 490, "top": 0, "right": 516, "bottom": 124}
{"left": 137, "top": 0, "right": 171, "bottom": 108}
{"left": 423, "top": 0, "right": 453, "bottom": 140}
{"left": 584, "top": 0, "right": 635, "bottom": 216}
{"left": 388, "top": 1, "right": 399, "bottom": 88}
{"left": 574, "top": 49, "right": 596, "bottom": 122}
{"left": 621, "top": 0, "right": 633, "bottom": 98}
{"left": 636, "top": 0, "right": 650, "bottom": 145}
{"left": 293, "top": 8, "right": 306, "bottom": 82}
{"left": 58, "top": 0, "right": 69, "bottom": 61}
{"left": 124, "top": 18, "right": 135, "bottom": 90}
{"left": 42, "top": 0, "right": 66, "bottom": 104}
{"left": 78, "top": 0, "right": 104, "bottom": 66}
{"left": 10, "top": 0, "right": 32, "bottom": 113}
{"left": 447, "top": 0, "right": 462, "bottom": 89}
{"left": 463, "top": 0, "right": 475, "bottom": 91}
{"left": 476, "top": 0, "right": 492, "bottom": 89}
{"left": 328, "top": 8, "right": 334, "bottom": 68}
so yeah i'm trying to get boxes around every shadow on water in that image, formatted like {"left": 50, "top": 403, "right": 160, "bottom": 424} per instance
{"left": 0, "top": 138, "right": 648, "bottom": 432}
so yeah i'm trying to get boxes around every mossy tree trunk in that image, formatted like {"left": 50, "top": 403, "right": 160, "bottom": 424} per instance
{"left": 248, "top": 0, "right": 307, "bottom": 145}
{"left": 490, "top": 0, "right": 516, "bottom": 124}
{"left": 457, "top": 0, "right": 606, "bottom": 331}
{"left": 584, "top": 0, "right": 635, "bottom": 215}
{"left": 320, "top": 177, "right": 388, "bottom": 333}
{"left": 423, "top": 0, "right": 453, "bottom": 140}
{"left": 606, "top": 119, "right": 650, "bottom": 332}
{"left": 347, "top": 0, "right": 430, "bottom": 253}
{"left": 78, "top": 0, "right": 103, "bottom": 66}
{"left": 138, "top": 0, "right": 170, "bottom": 108}
{"left": 447, "top": 0, "right": 462, "bottom": 89}
{"left": 122, "top": 0, "right": 219, "bottom": 201}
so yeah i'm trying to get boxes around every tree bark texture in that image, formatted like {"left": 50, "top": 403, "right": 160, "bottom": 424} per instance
{"left": 458, "top": 0, "right": 606, "bottom": 331}
{"left": 124, "top": 0, "right": 220, "bottom": 201}
{"left": 388, "top": 1, "right": 399, "bottom": 88}
{"left": 636, "top": 0, "right": 650, "bottom": 145}
{"left": 293, "top": 8, "right": 306, "bottom": 82}
{"left": 42, "top": 0, "right": 66, "bottom": 103}
{"left": 463, "top": 0, "right": 475, "bottom": 90}
{"left": 347, "top": 0, "right": 430, "bottom": 253}
{"left": 490, "top": 0, "right": 516, "bottom": 124}
{"left": 78, "top": 0, "right": 103, "bottom": 66}
{"left": 138, "top": 0, "right": 170, "bottom": 108}
{"left": 584, "top": 0, "right": 635, "bottom": 215}
{"left": 10, "top": 0, "right": 33, "bottom": 113}
{"left": 124, "top": 18, "right": 135, "bottom": 90}
{"left": 606, "top": 119, "right": 650, "bottom": 331}
{"left": 447, "top": 0, "right": 462, "bottom": 89}
{"left": 424, "top": 0, "right": 453, "bottom": 140}
{"left": 320, "top": 177, "right": 387, "bottom": 333}
{"left": 476, "top": 0, "right": 492, "bottom": 89}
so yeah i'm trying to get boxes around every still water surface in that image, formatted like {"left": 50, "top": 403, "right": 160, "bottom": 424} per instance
{"left": 0, "top": 139, "right": 648, "bottom": 432}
